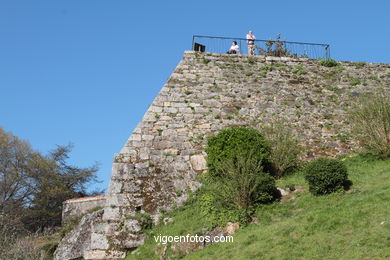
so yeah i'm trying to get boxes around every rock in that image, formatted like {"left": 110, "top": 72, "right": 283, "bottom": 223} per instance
{"left": 163, "top": 217, "right": 173, "bottom": 225}
{"left": 277, "top": 187, "right": 290, "bottom": 196}
{"left": 164, "top": 148, "right": 179, "bottom": 155}
{"left": 84, "top": 250, "right": 126, "bottom": 260}
{"left": 196, "top": 123, "right": 211, "bottom": 129}
{"left": 224, "top": 222, "right": 239, "bottom": 235}
{"left": 190, "top": 155, "right": 207, "bottom": 172}
{"left": 54, "top": 209, "right": 105, "bottom": 260}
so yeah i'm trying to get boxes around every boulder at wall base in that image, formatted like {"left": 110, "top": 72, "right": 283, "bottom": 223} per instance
{"left": 54, "top": 209, "right": 106, "bottom": 260}
{"left": 54, "top": 209, "right": 127, "bottom": 260}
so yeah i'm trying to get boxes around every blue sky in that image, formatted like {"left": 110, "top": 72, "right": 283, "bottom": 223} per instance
{"left": 1, "top": 0, "right": 389, "bottom": 193}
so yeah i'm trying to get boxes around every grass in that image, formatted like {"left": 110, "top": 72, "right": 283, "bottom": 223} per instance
{"left": 126, "top": 156, "right": 390, "bottom": 259}
{"left": 352, "top": 62, "right": 366, "bottom": 68}
{"left": 319, "top": 59, "right": 339, "bottom": 67}
{"left": 350, "top": 78, "right": 361, "bottom": 86}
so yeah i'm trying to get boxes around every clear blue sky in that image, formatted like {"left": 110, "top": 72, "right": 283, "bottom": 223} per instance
{"left": 1, "top": 0, "right": 389, "bottom": 193}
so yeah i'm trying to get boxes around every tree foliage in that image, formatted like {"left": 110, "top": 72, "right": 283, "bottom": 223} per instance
{"left": 0, "top": 127, "right": 101, "bottom": 232}
{"left": 205, "top": 126, "right": 271, "bottom": 177}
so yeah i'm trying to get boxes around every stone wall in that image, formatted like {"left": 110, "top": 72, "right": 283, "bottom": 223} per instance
{"left": 62, "top": 195, "right": 107, "bottom": 224}
{"left": 55, "top": 51, "right": 390, "bottom": 259}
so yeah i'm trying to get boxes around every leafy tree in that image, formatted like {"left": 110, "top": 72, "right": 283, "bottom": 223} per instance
{"left": 0, "top": 127, "right": 101, "bottom": 232}
{"left": 0, "top": 127, "right": 35, "bottom": 219}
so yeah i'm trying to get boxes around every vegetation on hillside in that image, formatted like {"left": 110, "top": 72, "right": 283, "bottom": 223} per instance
{"left": 349, "top": 91, "right": 390, "bottom": 158}
{"left": 127, "top": 93, "right": 390, "bottom": 259}
{"left": 127, "top": 155, "right": 390, "bottom": 260}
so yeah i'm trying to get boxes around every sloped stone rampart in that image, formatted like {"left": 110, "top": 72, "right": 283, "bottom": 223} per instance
{"left": 55, "top": 51, "right": 390, "bottom": 259}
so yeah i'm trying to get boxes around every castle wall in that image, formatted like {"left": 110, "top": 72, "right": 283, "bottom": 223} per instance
{"left": 56, "top": 51, "right": 390, "bottom": 259}
{"left": 62, "top": 195, "right": 107, "bottom": 224}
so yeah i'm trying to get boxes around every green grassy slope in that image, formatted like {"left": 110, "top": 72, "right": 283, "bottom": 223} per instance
{"left": 127, "top": 156, "right": 390, "bottom": 260}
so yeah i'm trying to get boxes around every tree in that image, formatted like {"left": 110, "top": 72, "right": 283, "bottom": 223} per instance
{"left": 22, "top": 144, "right": 101, "bottom": 231}
{"left": 0, "top": 127, "right": 101, "bottom": 232}
{"left": 0, "top": 127, "right": 34, "bottom": 219}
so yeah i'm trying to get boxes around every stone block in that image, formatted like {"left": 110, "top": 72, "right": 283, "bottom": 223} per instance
{"left": 123, "top": 219, "right": 142, "bottom": 233}
{"left": 90, "top": 233, "right": 109, "bottom": 250}
{"left": 129, "top": 134, "right": 141, "bottom": 141}
{"left": 84, "top": 250, "right": 126, "bottom": 260}
{"left": 196, "top": 123, "right": 211, "bottom": 129}
{"left": 190, "top": 155, "right": 207, "bottom": 172}
{"left": 102, "top": 206, "right": 120, "bottom": 221}
{"left": 149, "top": 106, "right": 163, "bottom": 113}
{"left": 139, "top": 147, "right": 150, "bottom": 160}
{"left": 108, "top": 180, "right": 122, "bottom": 194}
{"left": 203, "top": 100, "right": 222, "bottom": 107}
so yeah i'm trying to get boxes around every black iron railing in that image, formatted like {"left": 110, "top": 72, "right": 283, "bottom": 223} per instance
{"left": 192, "top": 35, "right": 330, "bottom": 59}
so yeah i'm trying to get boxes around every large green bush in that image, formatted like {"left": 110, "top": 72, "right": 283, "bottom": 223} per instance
{"left": 349, "top": 92, "right": 390, "bottom": 158}
{"left": 202, "top": 127, "right": 279, "bottom": 225}
{"left": 304, "top": 158, "right": 349, "bottom": 195}
{"left": 205, "top": 126, "right": 271, "bottom": 177}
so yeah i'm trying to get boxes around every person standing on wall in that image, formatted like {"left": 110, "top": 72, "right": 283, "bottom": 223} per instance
{"left": 246, "top": 30, "right": 256, "bottom": 55}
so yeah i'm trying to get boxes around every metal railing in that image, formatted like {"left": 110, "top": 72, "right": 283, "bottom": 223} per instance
{"left": 192, "top": 35, "right": 330, "bottom": 59}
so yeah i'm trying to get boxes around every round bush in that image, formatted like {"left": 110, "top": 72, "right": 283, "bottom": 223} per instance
{"left": 205, "top": 127, "right": 271, "bottom": 177}
{"left": 304, "top": 158, "right": 348, "bottom": 195}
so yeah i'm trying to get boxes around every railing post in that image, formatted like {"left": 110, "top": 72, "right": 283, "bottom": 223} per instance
{"left": 192, "top": 36, "right": 195, "bottom": 51}
{"left": 325, "top": 45, "right": 330, "bottom": 59}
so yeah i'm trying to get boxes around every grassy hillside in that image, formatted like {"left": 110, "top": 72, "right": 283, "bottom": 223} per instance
{"left": 127, "top": 156, "right": 390, "bottom": 260}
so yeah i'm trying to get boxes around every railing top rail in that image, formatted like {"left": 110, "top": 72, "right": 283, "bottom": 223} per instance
{"left": 193, "top": 35, "right": 330, "bottom": 47}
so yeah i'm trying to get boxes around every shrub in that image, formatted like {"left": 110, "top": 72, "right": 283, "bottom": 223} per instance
{"left": 203, "top": 127, "right": 279, "bottom": 225}
{"left": 304, "top": 158, "right": 349, "bottom": 195}
{"left": 257, "top": 34, "right": 291, "bottom": 57}
{"left": 260, "top": 120, "right": 302, "bottom": 177}
{"left": 215, "top": 150, "right": 279, "bottom": 207}
{"left": 200, "top": 150, "right": 279, "bottom": 226}
{"left": 205, "top": 126, "right": 271, "bottom": 177}
{"left": 319, "top": 59, "right": 339, "bottom": 67}
{"left": 349, "top": 92, "right": 390, "bottom": 158}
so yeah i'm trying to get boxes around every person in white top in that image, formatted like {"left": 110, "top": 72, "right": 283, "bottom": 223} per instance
{"left": 246, "top": 30, "right": 256, "bottom": 55}
{"left": 227, "top": 41, "right": 240, "bottom": 54}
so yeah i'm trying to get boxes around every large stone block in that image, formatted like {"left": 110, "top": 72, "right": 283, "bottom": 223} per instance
{"left": 190, "top": 155, "right": 207, "bottom": 173}
{"left": 84, "top": 250, "right": 126, "bottom": 260}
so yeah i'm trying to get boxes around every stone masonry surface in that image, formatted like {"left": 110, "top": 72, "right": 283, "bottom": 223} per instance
{"left": 55, "top": 51, "right": 390, "bottom": 259}
{"left": 62, "top": 195, "right": 107, "bottom": 225}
